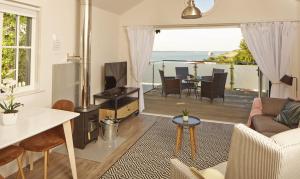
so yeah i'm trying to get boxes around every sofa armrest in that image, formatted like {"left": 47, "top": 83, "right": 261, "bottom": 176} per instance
{"left": 247, "top": 98, "right": 263, "bottom": 128}
{"left": 226, "top": 124, "right": 282, "bottom": 179}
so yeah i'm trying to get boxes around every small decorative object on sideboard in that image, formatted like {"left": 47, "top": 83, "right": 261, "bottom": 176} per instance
{"left": 100, "top": 116, "right": 120, "bottom": 141}
{"left": 0, "top": 78, "right": 23, "bottom": 126}
{"left": 182, "top": 109, "right": 189, "bottom": 122}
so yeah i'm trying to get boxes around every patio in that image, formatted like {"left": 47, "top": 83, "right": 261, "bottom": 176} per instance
{"left": 143, "top": 87, "right": 257, "bottom": 124}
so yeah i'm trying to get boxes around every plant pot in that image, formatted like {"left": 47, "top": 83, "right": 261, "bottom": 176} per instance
{"left": 183, "top": 115, "right": 189, "bottom": 122}
{"left": 1, "top": 113, "right": 18, "bottom": 126}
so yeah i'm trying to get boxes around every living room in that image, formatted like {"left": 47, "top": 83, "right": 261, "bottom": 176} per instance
{"left": 0, "top": 0, "right": 300, "bottom": 179}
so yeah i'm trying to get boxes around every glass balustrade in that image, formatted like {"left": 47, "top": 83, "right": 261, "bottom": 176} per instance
{"left": 143, "top": 60, "right": 269, "bottom": 95}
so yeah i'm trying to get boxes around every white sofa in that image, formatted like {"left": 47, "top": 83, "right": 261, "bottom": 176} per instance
{"left": 170, "top": 124, "right": 300, "bottom": 179}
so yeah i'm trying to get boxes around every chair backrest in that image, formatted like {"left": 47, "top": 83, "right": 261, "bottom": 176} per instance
{"left": 213, "top": 68, "right": 225, "bottom": 74}
{"left": 52, "top": 99, "right": 75, "bottom": 134}
{"left": 212, "top": 73, "right": 227, "bottom": 94}
{"left": 159, "top": 69, "right": 165, "bottom": 84}
{"left": 225, "top": 124, "right": 300, "bottom": 179}
{"left": 52, "top": 99, "right": 75, "bottom": 112}
{"left": 176, "top": 67, "right": 189, "bottom": 80}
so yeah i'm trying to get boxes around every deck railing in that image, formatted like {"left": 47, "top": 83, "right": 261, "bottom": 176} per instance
{"left": 143, "top": 60, "right": 268, "bottom": 93}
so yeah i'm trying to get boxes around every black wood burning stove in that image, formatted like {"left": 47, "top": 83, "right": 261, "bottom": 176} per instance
{"left": 73, "top": 105, "right": 100, "bottom": 149}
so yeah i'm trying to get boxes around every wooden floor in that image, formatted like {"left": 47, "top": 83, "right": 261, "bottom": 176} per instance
{"left": 7, "top": 115, "right": 158, "bottom": 179}
{"left": 6, "top": 90, "right": 255, "bottom": 178}
{"left": 144, "top": 88, "right": 256, "bottom": 124}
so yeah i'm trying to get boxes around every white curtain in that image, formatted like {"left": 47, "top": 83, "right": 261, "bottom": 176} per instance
{"left": 127, "top": 26, "right": 155, "bottom": 111}
{"left": 241, "top": 22, "right": 297, "bottom": 98}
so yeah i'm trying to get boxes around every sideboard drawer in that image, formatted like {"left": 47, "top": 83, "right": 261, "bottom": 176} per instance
{"left": 99, "top": 99, "right": 139, "bottom": 120}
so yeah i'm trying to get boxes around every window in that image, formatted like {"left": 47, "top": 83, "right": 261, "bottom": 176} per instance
{"left": 0, "top": 3, "right": 37, "bottom": 92}
{"left": 195, "top": 0, "right": 215, "bottom": 13}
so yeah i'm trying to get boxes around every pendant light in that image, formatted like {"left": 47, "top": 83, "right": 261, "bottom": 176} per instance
{"left": 182, "top": 0, "right": 202, "bottom": 19}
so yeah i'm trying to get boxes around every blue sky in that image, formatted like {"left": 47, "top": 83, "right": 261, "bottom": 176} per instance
{"left": 153, "top": 28, "right": 243, "bottom": 52}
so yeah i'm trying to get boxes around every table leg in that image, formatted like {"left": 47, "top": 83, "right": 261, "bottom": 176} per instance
{"left": 28, "top": 151, "right": 34, "bottom": 171}
{"left": 175, "top": 126, "right": 183, "bottom": 155}
{"left": 189, "top": 127, "right": 197, "bottom": 160}
{"left": 63, "top": 120, "right": 78, "bottom": 179}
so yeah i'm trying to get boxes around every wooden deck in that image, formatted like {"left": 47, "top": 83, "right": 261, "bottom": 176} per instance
{"left": 144, "top": 88, "right": 257, "bottom": 124}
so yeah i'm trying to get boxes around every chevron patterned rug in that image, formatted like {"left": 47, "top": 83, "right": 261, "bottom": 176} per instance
{"left": 100, "top": 117, "right": 234, "bottom": 179}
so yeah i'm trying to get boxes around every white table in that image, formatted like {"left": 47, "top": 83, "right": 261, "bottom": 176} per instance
{"left": 0, "top": 107, "right": 80, "bottom": 179}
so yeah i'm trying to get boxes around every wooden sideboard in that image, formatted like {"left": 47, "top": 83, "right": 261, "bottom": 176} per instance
{"left": 93, "top": 87, "right": 139, "bottom": 121}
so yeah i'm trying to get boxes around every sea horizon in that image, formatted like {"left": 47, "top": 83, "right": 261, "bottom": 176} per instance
{"left": 151, "top": 51, "right": 228, "bottom": 61}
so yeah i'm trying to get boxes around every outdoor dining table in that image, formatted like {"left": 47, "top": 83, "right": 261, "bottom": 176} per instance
{"left": 182, "top": 77, "right": 202, "bottom": 96}
{"left": 0, "top": 107, "right": 80, "bottom": 179}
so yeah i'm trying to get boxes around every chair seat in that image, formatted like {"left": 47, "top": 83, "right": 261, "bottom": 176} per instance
{"left": 0, "top": 146, "right": 24, "bottom": 166}
{"left": 20, "top": 129, "right": 65, "bottom": 152}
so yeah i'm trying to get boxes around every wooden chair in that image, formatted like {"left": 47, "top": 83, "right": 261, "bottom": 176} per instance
{"left": 159, "top": 70, "right": 181, "bottom": 97}
{"left": 201, "top": 73, "right": 228, "bottom": 102}
{"left": 0, "top": 146, "right": 25, "bottom": 179}
{"left": 20, "top": 100, "right": 75, "bottom": 179}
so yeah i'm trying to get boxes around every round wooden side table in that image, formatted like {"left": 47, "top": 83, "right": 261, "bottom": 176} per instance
{"left": 172, "top": 115, "right": 201, "bottom": 160}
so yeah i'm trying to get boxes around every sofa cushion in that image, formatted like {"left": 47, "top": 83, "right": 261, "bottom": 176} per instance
{"left": 274, "top": 99, "right": 300, "bottom": 128}
{"left": 261, "top": 97, "right": 288, "bottom": 116}
{"left": 252, "top": 115, "right": 290, "bottom": 135}
{"left": 271, "top": 128, "right": 300, "bottom": 147}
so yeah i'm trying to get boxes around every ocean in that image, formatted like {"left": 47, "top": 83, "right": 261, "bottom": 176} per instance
{"left": 151, "top": 51, "right": 227, "bottom": 61}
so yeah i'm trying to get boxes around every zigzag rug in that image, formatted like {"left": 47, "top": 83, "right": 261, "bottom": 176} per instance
{"left": 100, "top": 117, "right": 234, "bottom": 179}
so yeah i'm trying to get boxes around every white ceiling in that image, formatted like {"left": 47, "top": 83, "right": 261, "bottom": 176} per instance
{"left": 92, "top": 0, "right": 144, "bottom": 14}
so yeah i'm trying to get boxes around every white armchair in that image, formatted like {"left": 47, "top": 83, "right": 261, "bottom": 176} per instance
{"left": 170, "top": 124, "right": 300, "bottom": 179}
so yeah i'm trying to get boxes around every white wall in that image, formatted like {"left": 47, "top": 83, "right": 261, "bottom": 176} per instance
{"left": 0, "top": 0, "right": 120, "bottom": 176}
{"left": 118, "top": 0, "right": 300, "bottom": 96}
{"left": 91, "top": 7, "right": 120, "bottom": 96}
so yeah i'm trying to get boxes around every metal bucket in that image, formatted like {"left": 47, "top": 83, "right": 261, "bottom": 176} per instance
{"left": 100, "top": 120, "right": 119, "bottom": 141}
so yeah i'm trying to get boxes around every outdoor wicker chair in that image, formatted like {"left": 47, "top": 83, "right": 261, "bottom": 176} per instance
{"left": 201, "top": 68, "right": 225, "bottom": 81}
{"left": 159, "top": 70, "right": 182, "bottom": 97}
{"left": 175, "top": 67, "right": 195, "bottom": 92}
{"left": 200, "top": 72, "right": 228, "bottom": 102}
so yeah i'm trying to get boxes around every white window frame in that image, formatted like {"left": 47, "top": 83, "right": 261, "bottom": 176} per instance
{"left": 0, "top": 1, "right": 38, "bottom": 93}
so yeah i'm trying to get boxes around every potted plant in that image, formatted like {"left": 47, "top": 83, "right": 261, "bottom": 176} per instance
{"left": 0, "top": 78, "right": 23, "bottom": 126}
{"left": 182, "top": 109, "right": 189, "bottom": 122}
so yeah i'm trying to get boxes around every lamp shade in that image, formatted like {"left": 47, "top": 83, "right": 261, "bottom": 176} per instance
{"left": 280, "top": 75, "right": 293, "bottom": 86}
{"left": 182, "top": 0, "right": 202, "bottom": 19}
